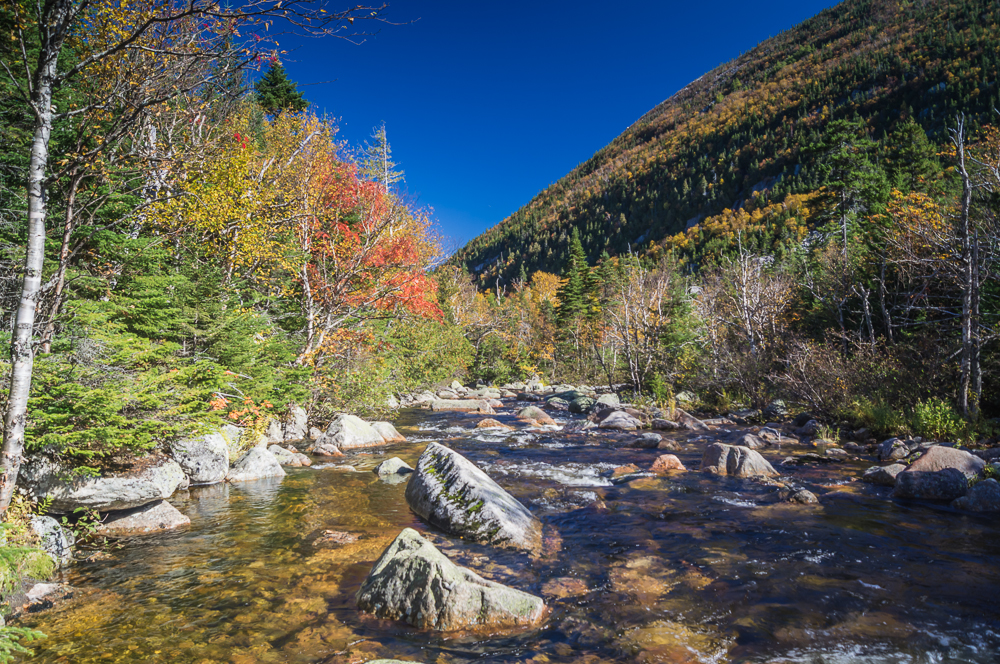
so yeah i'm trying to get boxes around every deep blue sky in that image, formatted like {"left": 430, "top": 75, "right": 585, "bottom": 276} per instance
{"left": 279, "top": 0, "right": 839, "bottom": 249}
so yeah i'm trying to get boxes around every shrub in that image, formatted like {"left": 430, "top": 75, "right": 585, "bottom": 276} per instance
{"left": 910, "top": 397, "right": 967, "bottom": 442}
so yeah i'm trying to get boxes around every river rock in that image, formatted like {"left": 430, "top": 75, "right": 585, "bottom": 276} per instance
{"left": 372, "top": 421, "right": 406, "bottom": 443}
{"left": 862, "top": 464, "right": 906, "bottom": 486}
{"left": 475, "top": 418, "right": 513, "bottom": 431}
{"left": 676, "top": 409, "right": 709, "bottom": 431}
{"left": 308, "top": 441, "right": 344, "bottom": 456}
{"left": 268, "top": 445, "right": 311, "bottom": 467}
{"left": 404, "top": 443, "right": 542, "bottom": 552}
{"left": 598, "top": 411, "right": 642, "bottom": 431}
{"left": 892, "top": 467, "right": 968, "bottom": 501}
{"left": 374, "top": 457, "right": 414, "bottom": 478}
{"left": 545, "top": 397, "right": 570, "bottom": 411}
{"left": 789, "top": 489, "right": 819, "bottom": 504}
{"left": 569, "top": 396, "right": 596, "bottom": 414}
{"left": 629, "top": 433, "right": 663, "bottom": 449}
{"left": 430, "top": 399, "right": 495, "bottom": 414}
{"left": 795, "top": 419, "right": 820, "bottom": 436}
{"left": 283, "top": 404, "right": 309, "bottom": 441}
{"left": 226, "top": 447, "right": 286, "bottom": 483}
{"left": 878, "top": 438, "right": 910, "bottom": 462}
{"left": 905, "top": 445, "right": 985, "bottom": 479}
{"left": 516, "top": 406, "right": 556, "bottom": 426}
{"left": 951, "top": 479, "right": 1000, "bottom": 512}
{"left": 265, "top": 418, "right": 284, "bottom": 444}
{"left": 356, "top": 528, "right": 546, "bottom": 631}
{"left": 732, "top": 433, "right": 766, "bottom": 449}
{"left": 30, "top": 516, "right": 74, "bottom": 566}
{"left": 308, "top": 426, "right": 323, "bottom": 441}
{"left": 96, "top": 500, "right": 191, "bottom": 537}
{"left": 650, "top": 455, "right": 686, "bottom": 473}
{"left": 319, "top": 414, "right": 386, "bottom": 450}
{"left": 171, "top": 432, "right": 229, "bottom": 485}
{"left": 597, "top": 393, "right": 620, "bottom": 407}
{"left": 651, "top": 419, "right": 681, "bottom": 430}
{"left": 21, "top": 457, "right": 186, "bottom": 513}
{"left": 701, "top": 443, "right": 778, "bottom": 478}
{"left": 825, "top": 447, "right": 849, "bottom": 459}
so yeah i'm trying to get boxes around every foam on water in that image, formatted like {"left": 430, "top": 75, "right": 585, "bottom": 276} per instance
{"left": 482, "top": 460, "right": 616, "bottom": 487}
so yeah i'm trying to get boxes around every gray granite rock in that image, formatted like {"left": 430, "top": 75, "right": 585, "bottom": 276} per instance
{"left": 701, "top": 443, "right": 778, "bottom": 479}
{"left": 96, "top": 500, "right": 190, "bottom": 537}
{"left": 226, "top": 447, "right": 286, "bottom": 482}
{"left": 893, "top": 467, "right": 967, "bottom": 501}
{"left": 356, "top": 528, "right": 546, "bottom": 631}
{"left": 862, "top": 464, "right": 906, "bottom": 487}
{"left": 318, "top": 414, "right": 386, "bottom": 450}
{"left": 171, "top": 432, "right": 229, "bottom": 485}
{"left": 951, "top": 478, "right": 1000, "bottom": 512}
{"left": 405, "top": 443, "right": 542, "bottom": 553}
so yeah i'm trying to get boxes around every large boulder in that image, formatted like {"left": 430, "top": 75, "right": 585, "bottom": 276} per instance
{"left": 430, "top": 399, "right": 495, "bottom": 414}
{"left": 598, "top": 411, "right": 642, "bottom": 431}
{"left": 951, "top": 479, "right": 1000, "bottom": 512}
{"left": 96, "top": 500, "right": 191, "bottom": 537}
{"left": 21, "top": 457, "right": 186, "bottom": 513}
{"left": 862, "top": 464, "right": 906, "bottom": 487}
{"left": 226, "top": 447, "right": 286, "bottom": 483}
{"left": 568, "top": 396, "right": 596, "bottom": 414}
{"left": 356, "top": 528, "right": 546, "bottom": 631}
{"left": 904, "top": 445, "right": 985, "bottom": 479}
{"left": 372, "top": 421, "right": 406, "bottom": 443}
{"left": 318, "top": 414, "right": 385, "bottom": 450}
{"left": 283, "top": 405, "right": 309, "bottom": 442}
{"left": 404, "top": 443, "right": 542, "bottom": 553}
{"left": 171, "top": 432, "right": 229, "bottom": 485}
{"left": 596, "top": 393, "right": 620, "bottom": 408}
{"left": 732, "top": 433, "right": 766, "bottom": 450}
{"left": 892, "top": 467, "right": 968, "bottom": 501}
{"left": 701, "top": 443, "right": 778, "bottom": 479}
{"left": 29, "top": 516, "right": 74, "bottom": 566}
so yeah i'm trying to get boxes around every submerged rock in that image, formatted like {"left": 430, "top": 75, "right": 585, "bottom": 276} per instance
{"left": 701, "top": 443, "right": 778, "bottom": 479}
{"left": 893, "top": 467, "right": 967, "bottom": 501}
{"left": 951, "top": 479, "right": 1000, "bottom": 512}
{"left": 404, "top": 443, "right": 542, "bottom": 553}
{"left": 862, "top": 464, "right": 906, "bottom": 487}
{"left": 319, "top": 414, "right": 385, "bottom": 450}
{"left": 96, "top": 500, "right": 191, "bottom": 537}
{"left": 21, "top": 457, "right": 186, "bottom": 513}
{"left": 356, "top": 528, "right": 546, "bottom": 631}
{"left": 226, "top": 447, "right": 286, "bottom": 483}
{"left": 171, "top": 432, "right": 230, "bottom": 485}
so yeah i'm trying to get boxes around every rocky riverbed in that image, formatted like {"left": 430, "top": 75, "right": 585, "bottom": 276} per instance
{"left": 13, "top": 393, "right": 1000, "bottom": 663}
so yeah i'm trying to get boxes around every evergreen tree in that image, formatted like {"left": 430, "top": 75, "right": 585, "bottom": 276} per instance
{"left": 887, "top": 120, "right": 941, "bottom": 193}
{"left": 255, "top": 63, "right": 308, "bottom": 115}
{"left": 556, "top": 227, "right": 589, "bottom": 325}
{"left": 361, "top": 123, "right": 404, "bottom": 189}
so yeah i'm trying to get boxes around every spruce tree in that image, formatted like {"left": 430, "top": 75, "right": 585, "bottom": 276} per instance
{"left": 255, "top": 63, "right": 308, "bottom": 115}
{"left": 556, "top": 227, "right": 589, "bottom": 325}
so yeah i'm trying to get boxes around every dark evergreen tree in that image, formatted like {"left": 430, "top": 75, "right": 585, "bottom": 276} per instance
{"left": 255, "top": 63, "right": 308, "bottom": 115}
{"left": 556, "top": 227, "right": 589, "bottom": 325}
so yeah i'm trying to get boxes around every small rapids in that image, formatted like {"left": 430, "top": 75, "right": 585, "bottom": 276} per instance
{"left": 14, "top": 405, "right": 1000, "bottom": 663}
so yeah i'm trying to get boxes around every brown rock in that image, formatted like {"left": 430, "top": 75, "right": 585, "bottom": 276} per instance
{"left": 611, "top": 464, "right": 642, "bottom": 479}
{"left": 541, "top": 577, "right": 588, "bottom": 599}
{"left": 313, "top": 530, "right": 359, "bottom": 547}
{"left": 905, "top": 446, "right": 985, "bottom": 479}
{"left": 650, "top": 455, "right": 686, "bottom": 474}
{"left": 516, "top": 406, "right": 556, "bottom": 426}
{"left": 475, "top": 418, "right": 514, "bottom": 431}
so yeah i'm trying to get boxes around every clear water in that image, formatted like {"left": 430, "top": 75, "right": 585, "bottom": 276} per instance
{"left": 17, "top": 405, "right": 1000, "bottom": 663}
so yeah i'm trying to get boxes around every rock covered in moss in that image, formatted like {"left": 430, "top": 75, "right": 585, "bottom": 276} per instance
{"left": 356, "top": 528, "right": 545, "bottom": 631}
{"left": 404, "top": 443, "right": 542, "bottom": 553}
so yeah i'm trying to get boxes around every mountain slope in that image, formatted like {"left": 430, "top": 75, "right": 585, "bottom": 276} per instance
{"left": 452, "top": 0, "right": 1000, "bottom": 282}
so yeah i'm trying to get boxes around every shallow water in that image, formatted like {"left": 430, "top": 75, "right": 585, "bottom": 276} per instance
{"left": 17, "top": 405, "right": 1000, "bottom": 663}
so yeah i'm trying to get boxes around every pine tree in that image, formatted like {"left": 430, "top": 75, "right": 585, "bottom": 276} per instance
{"left": 887, "top": 120, "right": 940, "bottom": 193}
{"left": 255, "top": 63, "right": 308, "bottom": 115}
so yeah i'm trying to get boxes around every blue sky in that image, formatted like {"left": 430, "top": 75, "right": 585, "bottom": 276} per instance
{"left": 279, "top": 0, "right": 839, "bottom": 250}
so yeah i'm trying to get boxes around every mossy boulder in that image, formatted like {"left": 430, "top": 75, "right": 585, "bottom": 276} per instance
{"left": 404, "top": 443, "right": 542, "bottom": 553}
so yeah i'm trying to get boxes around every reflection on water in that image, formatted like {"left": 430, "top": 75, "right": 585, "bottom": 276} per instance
{"left": 16, "top": 407, "right": 1000, "bottom": 663}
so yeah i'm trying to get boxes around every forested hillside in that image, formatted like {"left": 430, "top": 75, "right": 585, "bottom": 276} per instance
{"left": 452, "top": 0, "right": 1000, "bottom": 280}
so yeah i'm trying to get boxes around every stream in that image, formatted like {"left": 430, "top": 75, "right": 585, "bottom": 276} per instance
{"left": 16, "top": 403, "right": 1000, "bottom": 663}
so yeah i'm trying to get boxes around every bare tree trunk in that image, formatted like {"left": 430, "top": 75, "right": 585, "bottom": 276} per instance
{"left": 878, "top": 258, "right": 893, "bottom": 343}
{"left": 971, "top": 231, "right": 982, "bottom": 416}
{"left": 954, "top": 117, "right": 973, "bottom": 418}
{"left": 1, "top": 0, "right": 74, "bottom": 512}
{"left": 40, "top": 170, "right": 83, "bottom": 354}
